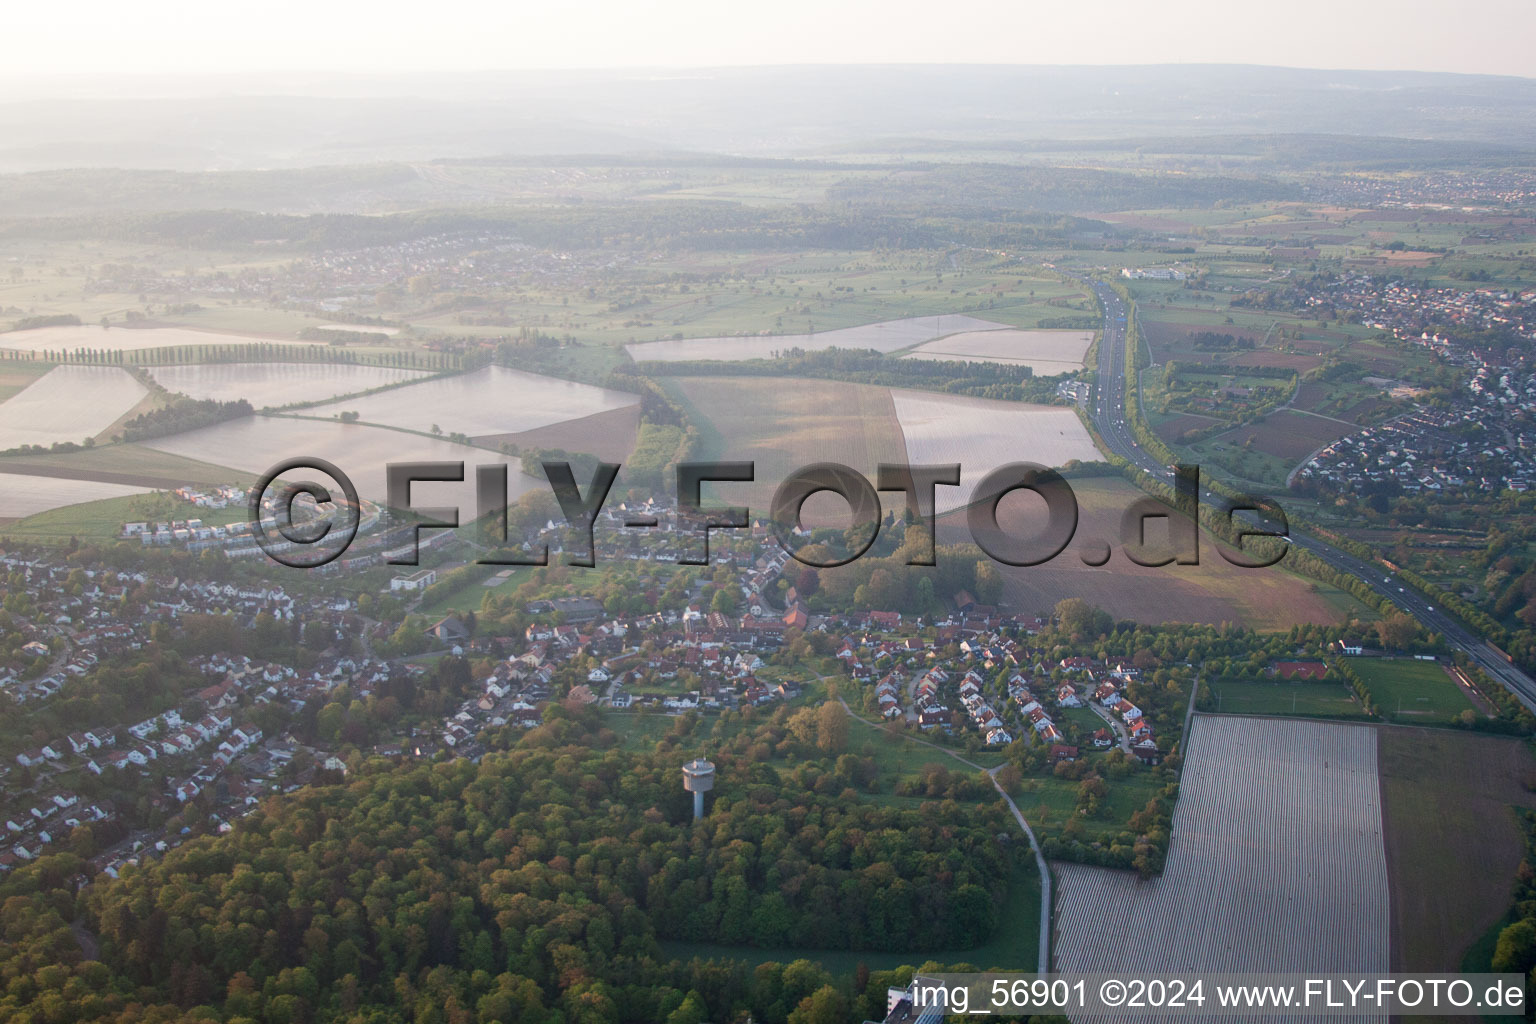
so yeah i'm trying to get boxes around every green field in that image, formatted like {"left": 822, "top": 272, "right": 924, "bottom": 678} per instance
{"left": 1205, "top": 677, "right": 1370, "bottom": 719}
{"left": 3, "top": 489, "right": 247, "bottom": 542}
{"left": 1351, "top": 658, "right": 1477, "bottom": 724}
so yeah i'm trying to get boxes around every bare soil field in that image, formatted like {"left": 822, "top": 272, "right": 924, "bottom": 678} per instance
{"left": 1211, "top": 410, "right": 1354, "bottom": 462}
{"left": 626, "top": 313, "right": 1011, "bottom": 363}
{"left": 934, "top": 477, "right": 1363, "bottom": 629}
{"left": 899, "top": 328, "right": 1093, "bottom": 375}
{"left": 474, "top": 404, "right": 641, "bottom": 464}
{"left": 303, "top": 366, "right": 640, "bottom": 437}
{"left": 149, "top": 363, "right": 430, "bottom": 407}
{"left": 0, "top": 365, "right": 148, "bottom": 448}
{"left": 1378, "top": 728, "right": 1536, "bottom": 970}
{"left": 1055, "top": 716, "right": 1389, "bottom": 990}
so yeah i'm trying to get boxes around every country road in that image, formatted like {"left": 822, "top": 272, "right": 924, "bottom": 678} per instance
{"left": 837, "top": 697, "right": 1051, "bottom": 972}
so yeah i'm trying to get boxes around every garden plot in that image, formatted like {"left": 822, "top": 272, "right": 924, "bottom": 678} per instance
{"left": 149, "top": 363, "right": 430, "bottom": 408}
{"left": 0, "top": 474, "right": 153, "bottom": 519}
{"left": 302, "top": 366, "right": 639, "bottom": 437}
{"left": 900, "top": 328, "right": 1093, "bottom": 374}
{"left": 143, "top": 415, "right": 544, "bottom": 511}
{"left": 1055, "top": 716, "right": 1389, "bottom": 1006}
{"left": 890, "top": 391, "right": 1099, "bottom": 513}
{"left": 626, "top": 313, "right": 1012, "bottom": 363}
{"left": 0, "top": 324, "right": 321, "bottom": 354}
{"left": 0, "top": 365, "right": 148, "bottom": 449}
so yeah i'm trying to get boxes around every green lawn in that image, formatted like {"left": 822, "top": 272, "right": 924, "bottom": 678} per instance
{"left": 1206, "top": 677, "right": 1370, "bottom": 719}
{"left": 1351, "top": 659, "right": 1477, "bottom": 725}
{"left": 1015, "top": 771, "right": 1165, "bottom": 846}
{"left": 414, "top": 566, "right": 528, "bottom": 617}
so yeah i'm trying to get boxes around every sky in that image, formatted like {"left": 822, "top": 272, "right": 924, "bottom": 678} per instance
{"left": 6, "top": 0, "right": 1535, "bottom": 80}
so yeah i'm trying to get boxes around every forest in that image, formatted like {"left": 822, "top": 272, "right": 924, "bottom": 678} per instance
{"left": 0, "top": 706, "right": 1033, "bottom": 1024}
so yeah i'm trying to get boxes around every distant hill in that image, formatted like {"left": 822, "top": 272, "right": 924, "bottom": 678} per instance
{"left": 0, "top": 64, "right": 1533, "bottom": 172}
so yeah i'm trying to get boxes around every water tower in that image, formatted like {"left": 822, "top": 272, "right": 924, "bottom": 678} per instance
{"left": 681, "top": 758, "right": 715, "bottom": 820}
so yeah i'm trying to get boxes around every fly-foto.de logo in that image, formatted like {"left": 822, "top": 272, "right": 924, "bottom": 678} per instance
{"left": 248, "top": 458, "right": 1288, "bottom": 571}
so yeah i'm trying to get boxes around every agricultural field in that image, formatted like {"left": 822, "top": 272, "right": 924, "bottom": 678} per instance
{"left": 899, "top": 328, "right": 1094, "bottom": 374}
{"left": 1349, "top": 658, "right": 1477, "bottom": 724}
{"left": 475, "top": 404, "right": 642, "bottom": 465}
{"left": 0, "top": 473, "right": 154, "bottom": 520}
{"left": 0, "top": 365, "right": 148, "bottom": 448}
{"left": 934, "top": 476, "right": 1366, "bottom": 629}
{"left": 142, "top": 415, "right": 545, "bottom": 511}
{"left": 1206, "top": 409, "right": 1356, "bottom": 463}
{"left": 625, "top": 313, "right": 1011, "bottom": 363}
{"left": 148, "top": 362, "right": 431, "bottom": 408}
{"left": 1378, "top": 728, "right": 1536, "bottom": 971}
{"left": 667, "top": 376, "right": 908, "bottom": 514}
{"left": 1149, "top": 410, "right": 1223, "bottom": 445}
{"left": 1290, "top": 378, "right": 1402, "bottom": 424}
{"left": 1054, "top": 716, "right": 1389, "bottom": 979}
{"left": 889, "top": 391, "right": 1100, "bottom": 513}
{"left": 0, "top": 361, "right": 53, "bottom": 402}
{"left": 0, "top": 443, "right": 251, "bottom": 489}
{"left": 1204, "top": 677, "right": 1369, "bottom": 719}
{"left": 0, "top": 323, "right": 323, "bottom": 354}
{"left": 302, "top": 366, "right": 640, "bottom": 439}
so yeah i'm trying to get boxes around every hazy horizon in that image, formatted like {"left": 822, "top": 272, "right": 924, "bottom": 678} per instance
{"left": 9, "top": 0, "right": 1536, "bottom": 81}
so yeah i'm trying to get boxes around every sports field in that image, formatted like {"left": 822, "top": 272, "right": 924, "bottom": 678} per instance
{"left": 1205, "top": 677, "right": 1369, "bottom": 718}
{"left": 1350, "top": 658, "right": 1476, "bottom": 724}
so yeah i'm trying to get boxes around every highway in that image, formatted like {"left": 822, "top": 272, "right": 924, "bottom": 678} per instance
{"left": 1081, "top": 279, "right": 1536, "bottom": 713}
